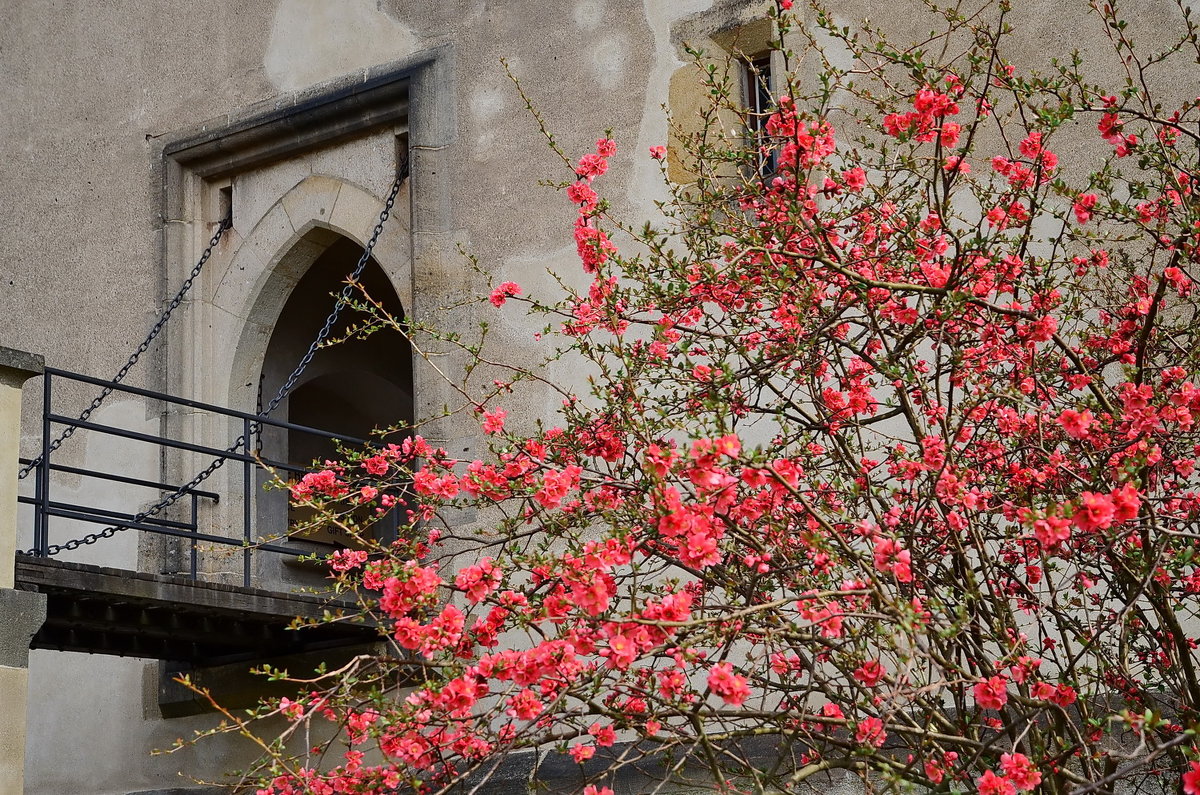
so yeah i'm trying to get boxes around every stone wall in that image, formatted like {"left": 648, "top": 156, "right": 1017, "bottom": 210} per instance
{"left": 2, "top": 0, "right": 1197, "bottom": 792}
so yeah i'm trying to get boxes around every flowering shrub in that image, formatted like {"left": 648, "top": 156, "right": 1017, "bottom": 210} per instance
{"left": 194, "top": 1, "right": 1200, "bottom": 792}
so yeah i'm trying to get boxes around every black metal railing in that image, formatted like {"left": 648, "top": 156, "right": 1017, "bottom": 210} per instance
{"left": 18, "top": 367, "right": 398, "bottom": 587}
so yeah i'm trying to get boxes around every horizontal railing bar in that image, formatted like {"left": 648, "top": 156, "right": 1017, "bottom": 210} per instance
{"left": 42, "top": 501, "right": 199, "bottom": 532}
{"left": 45, "top": 414, "right": 256, "bottom": 462}
{"left": 19, "top": 458, "right": 220, "bottom": 501}
{"left": 43, "top": 367, "right": 371, "bottom": 444}
{"left": 44, "top": 415, "right": 361, "bottom": 477}
{"left": 38, "top": 506, "right": 301, "bottom": 556}
{"left": 253, "top": 417, "right": 374, "bottom": 446}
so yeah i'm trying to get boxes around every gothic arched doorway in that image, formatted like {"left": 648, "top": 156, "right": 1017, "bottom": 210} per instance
{"left": 258, "top": 234, "right": 412, "bottom": 550}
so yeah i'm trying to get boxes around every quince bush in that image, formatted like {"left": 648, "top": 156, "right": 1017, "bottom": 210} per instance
{"left": 201, "top": 2, "right": 1200, "bottom": 792}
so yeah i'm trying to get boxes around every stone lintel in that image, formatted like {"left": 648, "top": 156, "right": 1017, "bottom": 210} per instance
{"left": 161, "top": 49, "right": 443, "bottom": 181}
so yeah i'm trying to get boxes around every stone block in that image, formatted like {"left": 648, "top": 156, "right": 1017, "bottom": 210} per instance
{"left": 0, "top": 347, "right": 44, "bottom": 381}
{"left": 0, "top": 589, "right": 47, "bottom": 668}
{"left": 281, "top": 174, "right": 344, "bottom": 234}
{"left": 329, "top": 182, "right": 386, "bottom": 244}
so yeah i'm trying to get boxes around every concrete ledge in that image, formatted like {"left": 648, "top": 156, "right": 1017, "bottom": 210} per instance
{"left": 16, "top": 556, "right": 378, "bottom": 664}
{"left": 0, "top": 346, "right": 44, "bottom": 380}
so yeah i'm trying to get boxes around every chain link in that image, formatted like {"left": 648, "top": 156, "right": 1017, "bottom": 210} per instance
{"left": 262, "top": 158, "right": 407, "bottom": 419}
{"left": 27, "top": 159, "right": 409, "bottom": 557}
{"left": 18, "top": 216, "right": 232, "bottom": 481}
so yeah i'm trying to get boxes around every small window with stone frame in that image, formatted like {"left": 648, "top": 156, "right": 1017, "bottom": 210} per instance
{"left": 742, "top": 53, "right": 776, "bottom": 178}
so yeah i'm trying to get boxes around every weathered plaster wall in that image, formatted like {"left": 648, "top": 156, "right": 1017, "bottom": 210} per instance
{"left": 3, "top": 0, "right": 1200, "bottom": 792}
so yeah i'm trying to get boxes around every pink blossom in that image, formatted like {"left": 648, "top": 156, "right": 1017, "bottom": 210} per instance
{"left": 1074, "top": 193, "right": 1098, "bottom": 224}
{"left": 455, "top": 558, "right": 501, "bottom": 603}
{"left": 489, "top": 281, "right": 522, "bottom": 307}
{"left": 588, "top": 722, "right": 616, "bottom": 746}
{"left": 855, "top": 716, "right": 886, "bottom": 747}
{"left": 1072, "top": 491, "right": 1116, "bottom": 533}
{"left": 361, "top": 455, "right": 388, "bottom": 476}
{"left": 576, "top": 153, "right": 608, "bottom": 180}
{"left": 707, "top": 662, "right": 751, "bottom": 706}
{"left": 974, "top": 676, "right": 1009, "bottom": 710}
{"left": 977, "top": 770, "right": 1017, "bottom": 795}
{"left": 1058, "top": 408, "right": 1093, "bottom": 438}
{"left": 482, "top": 407, "right": 507, "bottom": 434}
{"left": 329, "top": 549, "right": 368, "bottom": 572}
{"left": 854, "top": 659, "right": 886, "bottom": 687}
{"left": 1183, "top": 761, "right": 1200, "bottom": 794}
{"left": 1000, "top": 752, "right": 1042, "bottom": 791}
{"left": 506, "top": 688, "right": 543, "bottom": 721}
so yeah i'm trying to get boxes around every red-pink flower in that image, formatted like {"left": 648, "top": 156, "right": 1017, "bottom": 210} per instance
{"left": 278, "top": 696, "right": 305, "bottom": 720}
{"left": 569, "top": 743, "right": 595, "bottom": 763}
{"left": 1000, "top": 752, "right": 1042, "bottom": 791}
{"left": 482, "top": 407, "right": 507, "bottom": 434}
{"left": 534, "top": 465, "right": 582, "bottom": 509}
{"left": 330, "top": 549, "right": 368, "bottom": 572}
{"left": 649, "top": 145, "right": 666, "bottom": 159}
{"left": 489, "top": 281, "right": 522, "bottom": 306}
{"left": 1032, "top": 516, "right": 1071, "bottom": 549}
{"left": 1073, "top": 491, "right": 1116, "bottom": 533}
{"left": 1111, "top": 483, "right": 1141, "bottom": 522}
{"left": 576, "top": 153, "right": 609, "bottom": 180}
{"left": 361, "top": 455, "right": 389, "bottom": 475}
{"left": 455, "top": 558, "right": 501, "bottom": 603}
{"left": 588, "top": 722, "right": 616, "bottom": 746}
{"left": 566, "top": 180, "right": 598, "bottom": 211}
{"left": 873, "top": 537, "right": 913, "bottom": 582}
{"left": 506, "top": 688, "right": 543, "bottom": 721}
{"left": 854, "top": 659, "right": 886, "bottom": 687}
{"left": 707, "top": 662, "right": 751, "bottom": 706}
{"left": 1183, "top": 761, "right": 1200, "bottom": 794}
{"left": 974, "top": 676, "right": 1009, "bottom": 710}
{"left": 855, "top": 716, "right": 886, "bottom": 747}
{"left": 977, "top": 770, "right": 1017, "bottom": 795}
{"left": 1074, "top": 193, "right": 1098, "bottom": 224}
{"left": 1058, "top": 408, "right": 1093, "bottom": 438}
{"left": 943, "top": 155, "right": 969, "bottom": 173}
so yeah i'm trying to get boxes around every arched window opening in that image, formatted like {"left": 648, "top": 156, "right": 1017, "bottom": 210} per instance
{"left": 259, "top": 234, "right": 412, "bottom": 550}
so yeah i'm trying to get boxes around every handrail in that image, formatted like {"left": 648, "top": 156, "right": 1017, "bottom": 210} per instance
{"left": 43, "top": 366, "right": 371, "bottom": 444}
{"left": 23, "top": 367, "right": 393, "bottom": 586}
{"left": 19, "top": 458, "right": 221, "bottom": 501}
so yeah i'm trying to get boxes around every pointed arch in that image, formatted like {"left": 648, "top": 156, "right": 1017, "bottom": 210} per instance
{"left": 214, "top": 174, "right": 411, "bottom": 418}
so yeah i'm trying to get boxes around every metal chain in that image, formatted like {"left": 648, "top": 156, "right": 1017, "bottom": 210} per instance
{"left": 28, "top": 160, "right": 408, "bottom": 557}
{"left": 261, "top": 156, "right": 408, "bottom": 421}
{"left": 18, "top": 216, "right": 232, "bottom": 480}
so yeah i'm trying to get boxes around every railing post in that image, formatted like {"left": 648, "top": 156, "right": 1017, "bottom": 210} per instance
{"left": 189, "top": 493, "right": 199, "bottom": 580}
{"left": 35, "top": 371, "right": 50, "bottom": 556}
{"left": 0, "top": 346, "right": 48, "bottom": 794}
{"left": 243, "top": 418, "right": 252, "bottom": 588}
